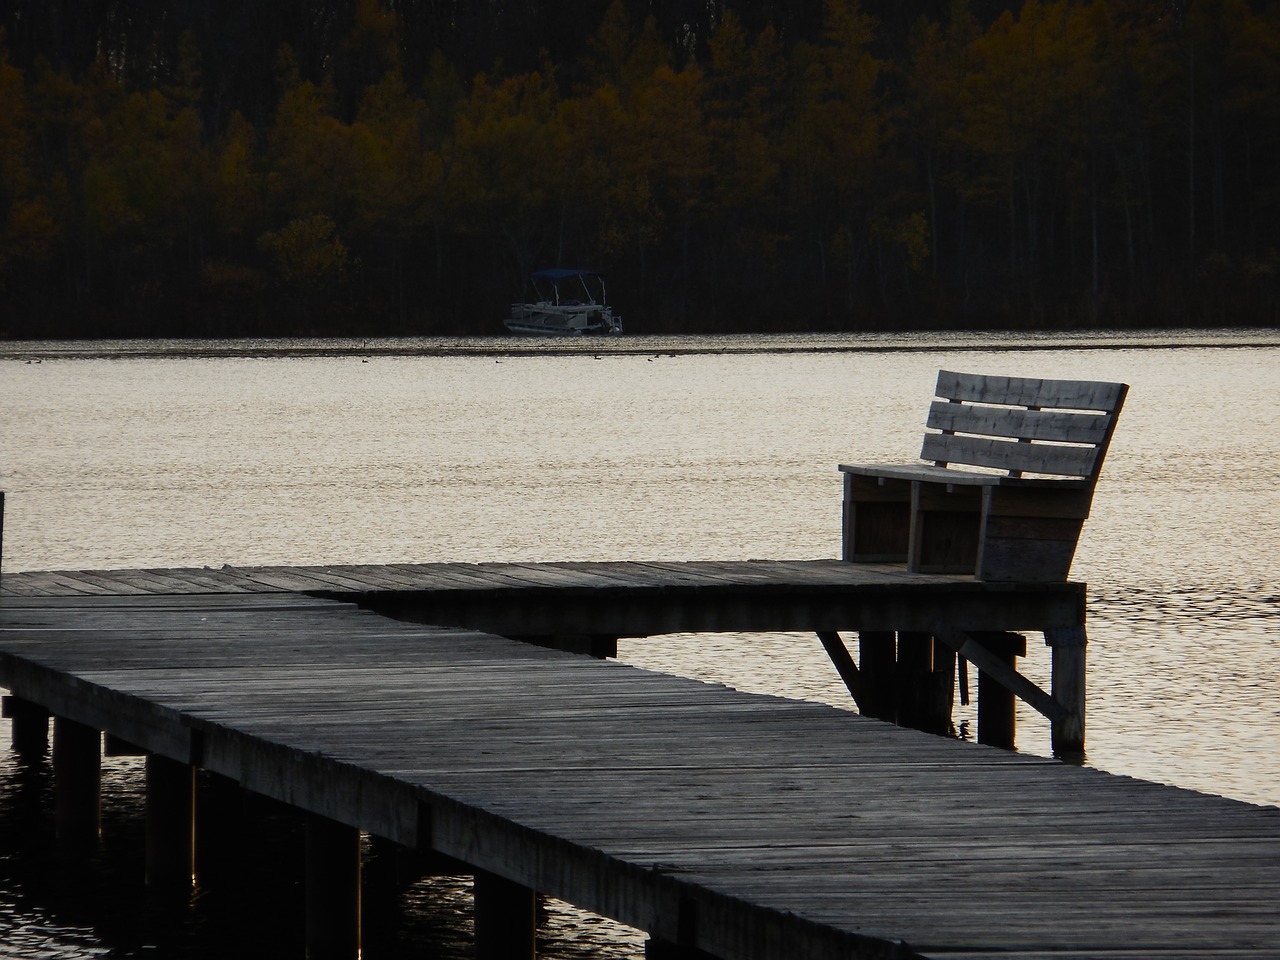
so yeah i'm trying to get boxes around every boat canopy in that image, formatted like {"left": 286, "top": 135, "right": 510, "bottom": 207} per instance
{"left": 531, "top": 268, "right": 603, "bottom": 281}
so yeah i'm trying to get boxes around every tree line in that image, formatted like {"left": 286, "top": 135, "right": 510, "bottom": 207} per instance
{"left": 1, "top": 0, "right": 1277, "bottom": 338}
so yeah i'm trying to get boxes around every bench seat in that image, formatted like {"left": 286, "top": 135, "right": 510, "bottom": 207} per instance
{"left": 838, "top": 463, "right": 1093, "bottom": 489}
{"left": 840, "top": 370, "right": 1127, "bottom": 582}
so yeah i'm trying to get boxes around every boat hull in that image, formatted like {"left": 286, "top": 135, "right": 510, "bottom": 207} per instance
{"left": 505, "top": 304, "right": 622, "bottom": 337}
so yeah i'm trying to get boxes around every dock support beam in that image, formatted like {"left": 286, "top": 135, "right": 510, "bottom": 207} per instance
{"left": 304, "top": 814, "right": 361, "bottom": 960}
{"left": 835, "top": 633, "right": 955, "bottom": 734}
{"left": 194, "top": 770, "right": 246, "bottom": 888}
{"left": 53, "top": 716, "right": 101, "bottom": 848}
{"left": 1047, "top": 626, "right": 1087, "bottom": 756}
{"left": 3, "top": 695, "right": 50, "bottom": 757}
{"left": 145, "top": 754, "right": 195, "bottom": 890}
{"left": 856, "top": 632, "right": 896, "bottom": 721}
{"left": 975, "top": 633, "right": 1026, "bottom": 750}
{"left": 474, "top": 869, "right": 536, "bottom": 960}
{"left": 897, "top": 632, "right": 948, "bottom": 733}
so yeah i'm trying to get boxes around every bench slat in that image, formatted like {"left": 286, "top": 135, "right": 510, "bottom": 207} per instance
{"left": 920, "top": 433, "right": 1100, "bottom": 478}
{"left": 838, "top": 462, "right": 1091, "bottom": 487}
{"left": 926, "top": 402, "right": 1113, "bottom": 444}
{"left": 937, "top": 369, "right": 1127, "bottom": 412}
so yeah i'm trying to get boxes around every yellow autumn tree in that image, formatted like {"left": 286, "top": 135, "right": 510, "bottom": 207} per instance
{"left": 0, "top": 40, "right": 57, "bottom": 292}
{"left": 266, "top": 45, "right": 363, "bottom": 224}
{"left": 451, "top": 65, "right": 567, "bottom": 279}
{"left": 784, "top": 0, "right": 891, "bottom": 310}
{"left": 961, "top": 0, "right": 1104, "bottom": 276}
{"left": 705, "top": 11, "right": 784, "bottom": 262}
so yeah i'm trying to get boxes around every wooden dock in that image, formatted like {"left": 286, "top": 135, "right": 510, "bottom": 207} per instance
{"left": 0, "top": 557, "right": 1084, "bottom": 636}
{"left": 2, "top": 562, "right": 1279, "bottom": 960}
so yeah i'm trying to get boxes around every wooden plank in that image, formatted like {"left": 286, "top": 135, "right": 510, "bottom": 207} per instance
{"left": 984, "top": 486, "right": 1094, "bottom": 520}
{"left": 935, "top": 369, "right": 1129, "bottom": 413}
{"left": 977, "top": 536, "right": 1080, "bottom": 584}
{"left": 322, "top": 564, "right": 439, "bottom": 590}
{"left": 16, "top": 570, "right": 119, "bottom": 595}
{"left": 57, "top": 569, "right": 158, "bottom": 594}
{"left": 382, "top": 562, "right": 523, "bottom": 591}
{"left": 839, "top": 463, "right": 1091, "bottom": 489}
{"left": 920, "top": 432, "right": 1099, "bottom": 478}
{"left": 229, "top": 566, "right": 340, "bottom": 592}
{"left": 142, "top": 567, "right": 258, "bottom": 592}
{"left": 926, "top": 401, "right": 1114, "bottom": 444}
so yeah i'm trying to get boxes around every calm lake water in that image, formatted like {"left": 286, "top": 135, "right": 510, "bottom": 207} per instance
{"left": 1, "top": 329, "right": 1278, "bottom": 957}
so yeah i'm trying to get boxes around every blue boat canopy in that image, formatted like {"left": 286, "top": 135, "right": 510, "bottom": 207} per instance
{"left": 531, "top": 268, "right": 603, "bottom": 281}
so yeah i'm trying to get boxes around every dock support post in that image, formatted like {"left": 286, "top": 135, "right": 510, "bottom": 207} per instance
{"left": 3, "top": 695, "right": 50, "bottom": 757}
{"left": 929, "top": 641, "right": 957, "bottom": 736}
{"left": 895, "top": 632, "right": 933, "bottom": 731}
{"left": 474, "top": 869, "right": 536, "bottom": 960}
{"left": 857, "top": 632, "right": 896, "bottom": 721}
{"left": 1046, "top": 626, "right": 1087, "bottom": 756}
{"left": 304, "top": 813, "right": 361, "bottom": 960}
{"left": 194, "top": 770, "right": 245, "bottom": 888}
{"left": 52, "top": 716, "right": 101, "bottom": 848}
{"left": 145, "top": 754, "right": 195, "bottom": 890}
{"left": 975, "top": 633, "right": 1026, "bottom": 750}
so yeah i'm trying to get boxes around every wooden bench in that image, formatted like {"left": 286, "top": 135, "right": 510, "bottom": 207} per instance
{"left": 839, "top": 370, "right": 1128, "bottom": 582}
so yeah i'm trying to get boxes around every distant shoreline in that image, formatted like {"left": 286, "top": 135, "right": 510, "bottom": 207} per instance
{"left": 2, "top": 328, "right": 1277, "bottom": 362}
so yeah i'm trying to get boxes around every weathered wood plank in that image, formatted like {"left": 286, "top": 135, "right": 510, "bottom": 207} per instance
{"left": 839, "top": 463, "right": 1091, "bottom": 489}
{"left": 926, "top": 401, "right": 1113, "bottom": 444}
{"left": 919, "top": 433, "right": 1100, "bottom": 478}
{"left": 935, "top": 369, "right": 1129, "bottom": 413}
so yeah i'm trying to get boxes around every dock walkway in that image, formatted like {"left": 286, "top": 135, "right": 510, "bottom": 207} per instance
{"left": 0, "top": 558, "right": 1084, "bottom": 635}
{"left": 1, "top": 562, "right": 1278, "bottom": 959}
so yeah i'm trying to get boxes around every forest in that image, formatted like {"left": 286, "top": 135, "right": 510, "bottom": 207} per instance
{"left": 1, "top": 0, "right": 1278, "bottom": 337}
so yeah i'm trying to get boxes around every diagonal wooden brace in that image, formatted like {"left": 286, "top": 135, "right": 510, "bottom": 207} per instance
{"left": 933, "top": 623, "right": 1070, "bottom": 725}
{"left": 816, "top": 631, "right": 866, "bottom": 714}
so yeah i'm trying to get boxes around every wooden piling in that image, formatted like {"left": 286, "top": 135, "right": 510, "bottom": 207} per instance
{"left": 474, "top": 869, "right": 537, "bottom": 960}
{"left": 3, "top": 694, "right": 49, "bottom": 757}
{"left": 304, "top": 813, "right": 361, "bottom": 960}
{"left": 194, "top": 769, "right": 245, "bottom": 888}
{"left": 1047, "top": 626, "right": 1088, "bottom": 756}
{"left": 974, "top": 633, "right": 1026, "bottom": 749}
{"left": 894, "top": 631, "right": 934, "bottom": 731}
{"left": 52, "top": 716, "right": 101, "bottom": 848}
{"left": 856, "top": 631, "right": 896, "bottom": 721}
{"left": 145, "top": 753, "right": 195, "bottom": 890}
{"left": 928, "top": 641, "right": 957, "bottom": 736}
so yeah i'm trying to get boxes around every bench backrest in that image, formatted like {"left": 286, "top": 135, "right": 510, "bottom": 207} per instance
{"left": 921, "top": 370, "right": 1129, "bottom": 481}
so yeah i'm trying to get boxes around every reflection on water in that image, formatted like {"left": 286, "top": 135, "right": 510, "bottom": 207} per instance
{"left": 1, "top": 331, "right": 1277, "bottom": 956}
